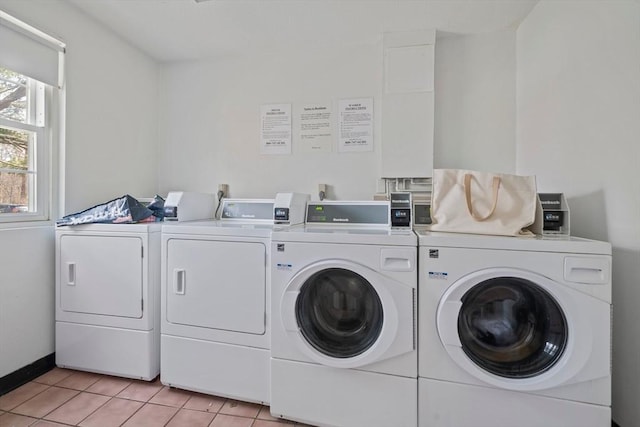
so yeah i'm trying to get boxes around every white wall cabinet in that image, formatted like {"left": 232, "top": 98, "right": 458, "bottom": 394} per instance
{"left": 381, "top": 29, "right": 436, "bottom": 178}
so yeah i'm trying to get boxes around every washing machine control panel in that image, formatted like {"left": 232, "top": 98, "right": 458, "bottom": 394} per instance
{"left": 305, "top": 201, "right": 390, "bottom": 225}
{"left": 221, "top": 199, "right": 274, "bottom": 221}
{"left": 390, "top": 192, "right": 412, "bottom": 229}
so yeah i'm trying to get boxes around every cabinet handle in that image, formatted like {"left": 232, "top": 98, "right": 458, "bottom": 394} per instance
{"left": 67, "top": 262, "right": 76, "bottom": 286}
{"left": 174, "top": 269, "right": 186, "bottom": 295}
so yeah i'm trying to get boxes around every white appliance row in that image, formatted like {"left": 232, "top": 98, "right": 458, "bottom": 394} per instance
{"left": 54, "top": 193, "right": 307, "bottom": 399}
{"left": 54, "top": 199, "right": 612, "bottom": 427}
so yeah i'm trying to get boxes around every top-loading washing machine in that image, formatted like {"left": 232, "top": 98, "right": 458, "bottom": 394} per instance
{"left": 270, "top": 200, "right": 418, "bottom": 427}
{"left": 416, "top": 231, "right": 612, "bottom": 427}
{"left": 55, "top": 223, "right": 161, "bottom": 380}
{"left": 160, "top": 193, "right": 308, "bottom": 404}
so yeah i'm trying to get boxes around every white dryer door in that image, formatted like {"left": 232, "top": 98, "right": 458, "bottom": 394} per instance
{"left": 165, "top": 239, "right": 266, "bottom": 335}
{"left": 59, "top": 235, "right": 143, "bottom": 318}
{"left": 437, "top": 267, "right": 605, "bottom": 391}
{"left": 281, "top": 258, "right": 414, "bottom": 369}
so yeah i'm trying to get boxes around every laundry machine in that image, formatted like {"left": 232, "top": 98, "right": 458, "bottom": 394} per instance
{"left": 55, "top": 223, "right": 161, "bottom": 380}
{"left": 416, "top": 231, "right": 612, "bottom": 427}
{"left": 270, "top": 201, "right": 418, "bottom": 427}
{"left": 160, "top": 194, "right": 307, "bottom": 404}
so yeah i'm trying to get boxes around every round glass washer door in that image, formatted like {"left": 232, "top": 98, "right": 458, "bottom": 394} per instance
{"left": 456, "top": 276, "right": 568, "bottom": 379}
{"left": 295, "top": 268, "right": 384, "bottom": 359}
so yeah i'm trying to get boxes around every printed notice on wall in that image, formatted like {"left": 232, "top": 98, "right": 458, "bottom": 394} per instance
{"left": 261, "top": 104, "right": 292, "bottom": 155}
{"left": 338, "top": 98, "right": 373, "bottom": 152}
{"left": 299, "top": 104, "right": 332, "bottom": 153}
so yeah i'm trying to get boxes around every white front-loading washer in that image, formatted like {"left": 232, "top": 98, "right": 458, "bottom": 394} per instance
{"left": 417, "top": 231, "right": 612, "bottom": 427}
{"left": 160, "top": 197, "right": 305, "bottom": 404}
{"left": 55, "top": 223, "right": 161, "bottom": 380}
{"left": 271, "top": 201, "right": 417, "bottom": 427}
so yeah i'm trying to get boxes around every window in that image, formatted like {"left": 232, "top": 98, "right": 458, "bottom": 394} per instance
{"left": 0, "top": 67, "right": 46, "bottom": 217}
{"left": 0, "top": 10, "right": 65, "bottom": 223}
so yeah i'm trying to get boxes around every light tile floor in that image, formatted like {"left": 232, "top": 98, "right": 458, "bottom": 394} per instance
{"left": 0, "top": 368, "right": 313, "bottom": 427}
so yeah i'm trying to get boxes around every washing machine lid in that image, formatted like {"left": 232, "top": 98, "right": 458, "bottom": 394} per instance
{"left": 281, "top": 258, "right": 415, "bottom": 369}
{"left": 416, "top": 230, "right": 611, "bottom": 255}
{"left": 437, "top": 267, "right": 608, "bottom": 391}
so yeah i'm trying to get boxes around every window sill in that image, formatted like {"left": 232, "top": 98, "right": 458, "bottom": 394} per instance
{"left": 0, "top": 218, "right": 54, "bottom": 231}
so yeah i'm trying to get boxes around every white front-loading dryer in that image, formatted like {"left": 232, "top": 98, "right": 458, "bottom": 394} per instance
{"left": 271, "top": 201, "right": 418, "bottom": 427}
{"left": 55, "top": 223, "right": 161, "bottom": 380}
{"left": 160, "top": 199, "right": 276, "bottom": 404}
{"left": 417, "top": 231, "right": 612, "bottom": 427}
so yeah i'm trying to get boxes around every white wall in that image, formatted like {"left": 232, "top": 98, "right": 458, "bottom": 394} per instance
{"left": 516, "top": 2, "right": 640, "bottom": 426}
{"left": 63, "top": 26, "right": 159, "bottom": 214}
{"left": 0, "top": 0, "right": 520, "bottom": 381}
{"left": 159, "top": 44, "right": 382, "bottom": 200}
{"left": 158, "top": 28, "right": 518, "bottom": 200}
{"left": 0, "top": 0, "right": 159, "bottom": 378}
{"left": 0, "top": 227, "right": 54, "bottom": 378}
{"left": 0, "top": 0, "right": 159, "bottom": 216}
{"left": 8, "top": 7, "right": 635, "bottom": 423}
{"left": 435, "top": 29, "right": 517, "bottom": 173}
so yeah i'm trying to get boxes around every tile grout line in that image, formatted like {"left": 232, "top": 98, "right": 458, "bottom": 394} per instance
{"left": 160, "top": 385, "right": 192, "bottom": 427}
{"left": 70, "top": 376, "right": 162, "bottom": 427}
{"left": 4, "top": 371, "right": 304, "bottom": 427}
{"left": 0, "top": 383, "right": 51, "bottom": 413}
{"left": 4, "top": 373, "right": 161, "bottom": 427}
{"left": 118, "top": 395, "right": 144, "bottom": 427}
{"left": 18, "top": 385, "right": 80, "bottom": 421}
{"left": 36, "top": 373, "right": 102, "bottom": 425}
{"left": 120, "top": 378, "right": 167, "bottom": 427}
{"left": 75, "top": 394, "right": 119, "bottom": 427}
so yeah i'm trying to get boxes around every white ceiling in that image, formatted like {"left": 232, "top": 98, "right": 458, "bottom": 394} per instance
{"left": 67, "top": 0, "right": 538, "bottom": 63}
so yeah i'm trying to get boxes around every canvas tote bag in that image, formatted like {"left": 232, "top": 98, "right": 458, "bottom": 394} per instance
{"left": 428, "top": 169, "right": 539, "bottom": 236}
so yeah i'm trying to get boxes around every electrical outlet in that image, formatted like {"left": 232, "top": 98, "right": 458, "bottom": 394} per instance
{"left": 318, "top": 184, "right": 328, "bottom": 201}
{"left": 218, "top": 184, "right": 228, "bottom": 198}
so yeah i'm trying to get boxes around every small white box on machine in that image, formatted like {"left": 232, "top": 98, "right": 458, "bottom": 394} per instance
{"left": 163, "top": 191, "right": 216, "bottom": 222}
{"left": 273, "top": 192, "right": 310, "bottom": 225}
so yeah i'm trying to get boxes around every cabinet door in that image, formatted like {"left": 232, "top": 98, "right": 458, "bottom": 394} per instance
{"left": 165, "top": 239, "right": 266, "bottom": 335}
{"left": 381, "top": 29, "right": 435, "bottom": 178}
{"left": 59, "top": 235, "right": 143, "bottom": 318}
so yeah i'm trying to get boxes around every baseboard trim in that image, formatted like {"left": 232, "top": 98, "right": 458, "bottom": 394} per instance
{"left": 0, "top": 353, "right": 55, "bottom": 396}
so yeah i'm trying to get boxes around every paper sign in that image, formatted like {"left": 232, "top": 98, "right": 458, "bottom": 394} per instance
{"left": 299, "top": 104, "right": 332, "bottom": 153}
{"left": 338, "top": 98, "right": 373, "bottom": 152}
{"left": 261, "top": 104, "right": 292, "bottom": 155}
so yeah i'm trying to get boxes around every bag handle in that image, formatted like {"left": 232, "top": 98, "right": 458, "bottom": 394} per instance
{"left": 464, "top": 173, "right": 501, "bottom": 221}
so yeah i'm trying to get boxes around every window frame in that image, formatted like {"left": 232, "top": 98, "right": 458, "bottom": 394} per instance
{"left": 0, "top": 9, "right": 64, "bottom": 227}
{"left": 0, "top": 81, "right": 56, "bottom": 225}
